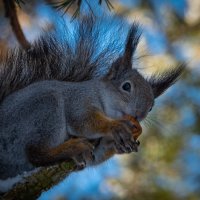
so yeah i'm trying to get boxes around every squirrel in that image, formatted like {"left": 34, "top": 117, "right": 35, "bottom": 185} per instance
{"left": 0, "top": 15, "right": 184, "bottom": 182}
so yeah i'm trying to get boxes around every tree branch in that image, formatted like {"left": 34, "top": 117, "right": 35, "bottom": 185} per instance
{"left": 3, "top": 0, "right": 31, "bottom": 50}
{"left": 1, "top": 161, "right": 77, "bottom": 200}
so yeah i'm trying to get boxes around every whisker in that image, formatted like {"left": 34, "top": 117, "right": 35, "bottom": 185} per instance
{"left": 146, "top": 114, "right": 176, "bottom": 136}
{"left": 142, "top": 118, "right": 152, "bottom": 128}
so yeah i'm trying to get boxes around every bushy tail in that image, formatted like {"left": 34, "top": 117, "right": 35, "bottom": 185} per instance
{"left": 0, "top": 14, "right": 131, "bottom": 102}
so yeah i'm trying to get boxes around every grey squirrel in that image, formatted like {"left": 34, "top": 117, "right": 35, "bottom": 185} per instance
{"left": 0, "top": 15, "right": 184, "bottom": 182}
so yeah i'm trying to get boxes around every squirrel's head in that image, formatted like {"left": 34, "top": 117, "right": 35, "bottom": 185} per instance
{"left": 103, "top": 23, "right": 184, "bottom": 121}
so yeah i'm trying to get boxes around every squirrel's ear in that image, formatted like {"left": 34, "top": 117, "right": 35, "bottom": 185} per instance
{"left": 104, "top": 57, "right": 123, "bottom": 80}
{"left": 104, "top": 23, "right": 141, "bottom": 80}
{"left": 148, "top": 64, "right": 185, "bottom": 98}
{"left": 122, "top": 23, "right": 141, "bottom": 68}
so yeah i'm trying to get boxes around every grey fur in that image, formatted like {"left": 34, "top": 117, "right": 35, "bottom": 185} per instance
{"left": 0, "top": 70, "right": 152, "bottom": 179}
{"left": 0, "top": 15, "right": 184, "bottom": 183}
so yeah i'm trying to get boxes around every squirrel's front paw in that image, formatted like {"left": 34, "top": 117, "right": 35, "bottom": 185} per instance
{"left": 72, "top": 138, "right": 95, "bottom": 169}
{"left": 112, "top": 120, "right": 139, "bottom": 154}
{"left": 115, "top": 139, "right": 140, "bottom": 154}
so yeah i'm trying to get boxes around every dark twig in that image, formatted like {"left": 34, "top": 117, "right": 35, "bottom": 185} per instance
{"left": 99, "top": 0, "right": 114, "bottom": 10}
{"left": 14, "top": 0, "right": 25, "bottom": 7}
{"left": 3, "top": 0, "right": 31, "bottom": 50}
{"left": 49, "top": 0, "right": 113, "bottom": 17}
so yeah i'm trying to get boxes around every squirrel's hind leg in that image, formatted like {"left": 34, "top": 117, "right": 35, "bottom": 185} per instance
{"left": 88, "top": 137, "right": 117, "bottom": 165}
{"left": 26, "top": 138, "right": 95, "bottom": 168}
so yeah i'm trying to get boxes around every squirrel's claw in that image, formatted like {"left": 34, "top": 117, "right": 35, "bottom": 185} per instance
{"left": 123, "top": 115, "right": 142, "bottom": 140}
{"left": 111, "top": 116, "right": 142, "bottom": 154}
{"left": 72, "top": 139, "right": 95, "bottom": 169}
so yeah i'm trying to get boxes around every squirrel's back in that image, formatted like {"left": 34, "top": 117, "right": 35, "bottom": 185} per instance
{"left": 0, "top": 15, "right": 131, "bottom": 103}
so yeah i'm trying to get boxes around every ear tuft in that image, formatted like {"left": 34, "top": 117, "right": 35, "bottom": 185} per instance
{"left": 104, "top": 23, "right": 141, "bottom": 80}
{"left": 105, "top": 23, "right": 141, "bottom": 80}
{"left": 148, "top": 64, "right": 186, "bottom": 98}
{"left": 123, "top": 23, "right": 141, "bottom": 67}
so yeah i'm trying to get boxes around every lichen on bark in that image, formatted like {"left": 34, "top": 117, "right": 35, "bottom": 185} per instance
{"left": 1, "top": 161, "right": 76, "bottom": 200}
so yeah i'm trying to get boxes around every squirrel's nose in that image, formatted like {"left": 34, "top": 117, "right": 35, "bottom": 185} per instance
{"left": 135, "top": 111, "right": 145, "bottom": 122}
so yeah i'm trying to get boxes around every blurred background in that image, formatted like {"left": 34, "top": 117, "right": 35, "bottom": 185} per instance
{"left": 0, "top": 0, "right": 200, "bottom": 199}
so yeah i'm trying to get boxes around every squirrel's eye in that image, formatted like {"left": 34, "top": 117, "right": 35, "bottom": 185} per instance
{"left": 149, "top": 107, "right": 152, "bottom": 112}
{"left": 122, "top": 82, "right": 131, "bottom": 92}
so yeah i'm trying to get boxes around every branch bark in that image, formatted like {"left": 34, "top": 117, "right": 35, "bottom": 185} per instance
{"left": 1, "top": 161, "right": 77, "bottom": 200}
